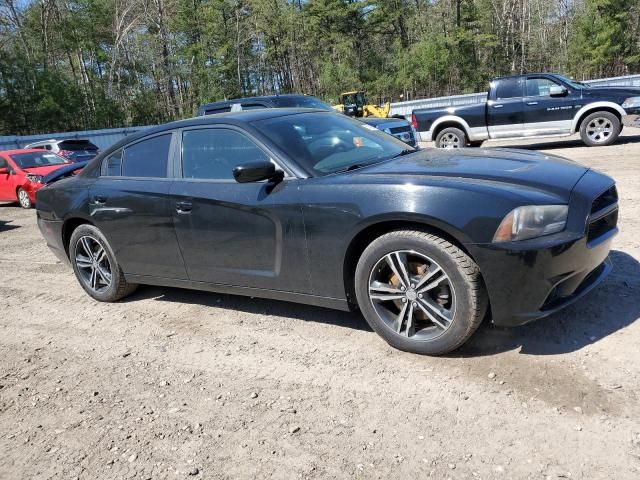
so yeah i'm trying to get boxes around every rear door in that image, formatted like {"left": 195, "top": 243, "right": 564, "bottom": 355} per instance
{"left": 522, "top": 76, "right": 575, "bottom": 135}
{"left": 487, "top": 77, "right": 525, "bottom": 138}
{"left": 169, "top": 126, "right": 310, "bottom": 293}
{"left": 90, "top": 132, "right": 188, "bottom": 279}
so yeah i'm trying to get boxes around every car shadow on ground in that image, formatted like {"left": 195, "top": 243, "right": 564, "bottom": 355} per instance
{"left": 128, "top": 251, "right": 639, "bottom": 357}
{"left": 456, "top": 250, "right": 640, "bottom": 357}
{"left": 0, "top": 219, "right": 20, "bottom": 233}
{"left": 126, "top": 285, "right": 372, "bottom": 332}
{"left": 487, "top": 133, "right": 640, "bottom": 151}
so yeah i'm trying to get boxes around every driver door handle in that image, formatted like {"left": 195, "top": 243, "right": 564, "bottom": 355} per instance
{"left": 492, "top": 104, "right": 503, "bottom": 109}
{"left": 93, "top": 195, "right": 107, "bottom": 205}
{"left": 527, "top": 101, "right": 539, "bottom": 105}
{"left": 176, "top": 201, "right": 192, "bottom": 214}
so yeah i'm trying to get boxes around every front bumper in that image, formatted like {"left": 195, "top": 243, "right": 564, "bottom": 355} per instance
{"left": 622, "top": 113, "right": 640, "bottom": 128}
{"left": 469, "top": 170, "right": 618, "bottom": 327}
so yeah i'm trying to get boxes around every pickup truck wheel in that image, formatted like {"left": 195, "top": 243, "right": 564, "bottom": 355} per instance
{"left": 579, "top": 111, "right": 621, "bottom": 147}
{"left": 435, "top": 127, "right": 467, "bottom": 149}
{"left": 354, "top": 230, "right": 488, "bottom": 355}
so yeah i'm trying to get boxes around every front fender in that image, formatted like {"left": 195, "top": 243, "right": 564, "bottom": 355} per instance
{"left": 571, "top": 101, "right": 627, "bottom": 133}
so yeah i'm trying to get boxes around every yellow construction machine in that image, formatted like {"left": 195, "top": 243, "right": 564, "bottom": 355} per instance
{"left": 333, "top": 91, "right": 391, "bottom": 118}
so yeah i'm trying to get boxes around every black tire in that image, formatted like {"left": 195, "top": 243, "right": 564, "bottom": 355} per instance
{"left": 17, "top": 188, "right": 32, "bottom": 209}
{"left": 435, "top": 127, "right": 467, "bottom": 149}
{"left": 69, "top": 224, "right": 137, "bottom": 302}
{"left": 354, "top": 230, "right": 487, "bottom": 355}
{"left": 579, "top": 111, "right": 621, "bottom": 147}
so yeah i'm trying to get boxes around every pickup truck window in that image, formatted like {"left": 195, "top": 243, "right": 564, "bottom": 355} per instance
{"left": 495, "top": 78, "right": 524, "bottom": 99}
{"left": 526, "top": 78, "right": 561, "bottom": 97}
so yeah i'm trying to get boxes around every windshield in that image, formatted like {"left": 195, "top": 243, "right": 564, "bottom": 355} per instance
{"left": 58, "top": 140, "right": 99, "bottom": 151}
{"left": 272, "top": 96, "right": 334, "bottom": 111}
{"left": 555, "top": 74, "right": 590, "bottom": 89}
{"left": 253, "top": 112, "right": 412, "bottom": 175}
{"left": 10, "top": 152, "right": 67, "bottom": 169}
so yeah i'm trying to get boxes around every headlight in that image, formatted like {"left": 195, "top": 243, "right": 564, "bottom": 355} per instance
{"left": 26, "top": 173, "right": 44, "bottom": 184}
{"left": 493, "top": 205, "right": 568, "bottom": 242}
{"left": 622, "top": 96, "right": 640, "bottom": 109}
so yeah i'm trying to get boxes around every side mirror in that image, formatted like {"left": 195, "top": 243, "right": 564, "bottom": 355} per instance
{"left": 549, "top": 85, "right": 568, "bottom": 97}
{"left": 233, "top": 161, "right": 283, "bottom": 183}
{"left": 0, "top": 167, "right": 7, "bottom": 175}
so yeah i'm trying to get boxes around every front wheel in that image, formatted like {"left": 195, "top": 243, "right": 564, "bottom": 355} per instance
{"left": 579, "top": 111, "right": 621, "bottom": 146}
{"left": 435, "top": 127, "right": 467, "bottom": 149}
{"left": 17, "top": 188, "right": 32, "bottom": 209}
{"left": 69, "top": 224, "right": 137, "bottom": 302}
{"left": 354, "top": 230, "right": 488, "bottom": 355}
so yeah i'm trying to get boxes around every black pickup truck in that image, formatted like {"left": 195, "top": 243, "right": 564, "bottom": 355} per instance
{"left": 412, "top": 73, "right": 640, "bottom": 148}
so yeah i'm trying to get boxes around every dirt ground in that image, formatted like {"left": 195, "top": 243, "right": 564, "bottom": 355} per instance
{"left": 1, "top": 129, "right": 640, "bottom": 480}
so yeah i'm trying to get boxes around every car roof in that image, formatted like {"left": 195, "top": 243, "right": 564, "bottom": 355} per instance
{"left": 1, "top": 148, "right": 59, "bottom": 156}
{"left": 202, "top": 94, "right": 314, "bottom": 106}
{"left": 492, "top": 72, "right": 562, "bottom": 81}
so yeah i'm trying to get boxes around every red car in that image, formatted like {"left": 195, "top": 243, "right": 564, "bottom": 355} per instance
{"left": 0, "top": 149, "right": 70, "bottom": 208}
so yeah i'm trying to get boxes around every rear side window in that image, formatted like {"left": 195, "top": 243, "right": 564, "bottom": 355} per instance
{"left": 204, "top": 106, "right": 231, "bottom": 115}
{"left": 122, "top": 134, "right": 172, "bottom": 178}
{"left": 495, "top": 78, "right": 524, "bottom": 99}
{"left": 104, "top": 150, "right": 123, "bottom": 176}
{"left": 58, "top": 140, "right": 99, "bottom": 151}
{"left": 181, "top": 129, "right": 269, "bottom": 180}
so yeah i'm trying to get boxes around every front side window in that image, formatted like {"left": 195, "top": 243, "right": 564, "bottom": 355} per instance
{"left": 495, "top": 78, "right": 524, "bottom": 99}
{"left": 122, "top": 133, "right": 172, "bottom": 178}
{"left": 526, "top": 78, "right": 561, "bottom": 97}
{"left": 252, "top": 112, "right": 410, "bottom": 176}
{"left": 9, "top": 152, "right": 67, "bottom": 169}
{"left": 182, "top": 129, "right": 269, "bottom": 180}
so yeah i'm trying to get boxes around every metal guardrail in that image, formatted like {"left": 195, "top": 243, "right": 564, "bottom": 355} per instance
{"left": 1, "top": 74, "right": 638, "bottom": 149}
{"left": 0, "top": 126, "right": 150, "bottom": 152}
{"left": 389, "top": 74, "right": 640, "bottom": 118}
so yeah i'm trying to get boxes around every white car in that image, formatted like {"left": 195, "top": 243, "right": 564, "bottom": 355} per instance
{"left": 24, "top": 139, "right": 100, "bottom": 163}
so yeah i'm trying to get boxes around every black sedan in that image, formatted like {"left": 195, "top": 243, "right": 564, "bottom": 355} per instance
{"left": 35, "top": 109, "right": 618, "bottom": 355}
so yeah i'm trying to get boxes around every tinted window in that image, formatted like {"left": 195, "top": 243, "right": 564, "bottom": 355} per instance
{"left": 253, "top": 112, "right": 409, "bottom": 175}
{"left": 104, "top": 150, "right": 123, "bottom": 176}
{"left": 58, "top": 140, "right": 99, "bottom": 151}
{"left": 272, "top": 96, "right": 334, "bottom": 111}
{"left": 526, "top": 78, "right": 561, "bottom": 97}
{"left": 122, "top": 134, "right": 172, "bottom": 178}
{"left": 495, "top": 78, "right": 523, "bottom": 99}
{"left": 182, "top": 129, "right": 269, "bottom": 180}
{"left": 0, "top": 157, "right": 6, "bottom": 168}
{"left": 10, "top": 152, "right": 67, "bottom": 168}
{"left": 204, "top": 106, "right": 231, "bottom": 115}
{"left": 240, "top": 103, "right": 268, "bottom": 110}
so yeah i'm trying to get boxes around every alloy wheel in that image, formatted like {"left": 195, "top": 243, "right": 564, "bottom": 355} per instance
{"left": 586, "top": 117, "right": 613, "bottom": 144}
{"left": 18, "top": 189, "right": 31, "bottom": 208}
{"left": 75, "top": 235, "right": 112, "bottom": 293}
{"left": 368, "top": 250, "right": 456, "bottom": 340}
{"left": 439, "top": 133, "right": 461, "bottom": 149}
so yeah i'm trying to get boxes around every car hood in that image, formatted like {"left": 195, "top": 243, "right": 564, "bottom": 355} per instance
{"left": 582, "top": 86, "right": 640, "bottom": 98}
{"left": 21, "top": 164, "right": 69, "bottom": 176}
{"left": 354, "top": 148, "right": 589, "bottom": 200}
{"left": 42, "top": 161, "right": 88, "bottom": 184}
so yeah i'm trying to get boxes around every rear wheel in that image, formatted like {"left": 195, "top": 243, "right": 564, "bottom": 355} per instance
{"left": 579, "top": 111, "right": 621, "bottom": 146}
{"left": 69, "top": 224, "right": 137, "bottom": 302}
{"left": 435, "top": 127, "right": 467, "bottom": 149}
{"left": 17, "top": 188, "right": 32, "bottom": 209}
{"left": 354, "top": 230, "right": 487, "bottom": 355}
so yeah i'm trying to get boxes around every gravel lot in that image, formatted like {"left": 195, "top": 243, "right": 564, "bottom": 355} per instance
{"left": 1, "top": 128, "right": 640, "bottom": 480}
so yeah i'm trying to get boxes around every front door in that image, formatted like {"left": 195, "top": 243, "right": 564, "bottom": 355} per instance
{"left": 89, "top": 132, "right": 188, "bottom": 279}
{"left": 0, "top": 155, "right": 14, "bottom": 201}
{"left": 170, "top": 126, "right": 310, "bottom": 293}
{"left": 522, "top": 76, "right": 576, "bottom": 135}
{"left": 487, "top": 77, "right": 525, "bottom": 139}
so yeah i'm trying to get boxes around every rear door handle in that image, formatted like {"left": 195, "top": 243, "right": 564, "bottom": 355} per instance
{"left": 175, "top": 201, "right": 192, "bottom": 213}
{"left": 527, "top": 101, "right": 539, "bottom": 105}
{"left": 492, "top": 104, "right": 503, "bottom": 109}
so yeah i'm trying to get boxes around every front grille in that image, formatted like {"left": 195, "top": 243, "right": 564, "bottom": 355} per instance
{"left": 586, "top": 185, "right": 618, "bottom": 244}
{"left": 590, "top": 186, "right": 617, "bottom": 214}
{"left": 388, "top": 125, "right": 412, "bottom": 134}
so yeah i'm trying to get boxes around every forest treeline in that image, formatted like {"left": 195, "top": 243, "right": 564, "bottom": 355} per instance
{"left": 1, "top": 0, "right": 639, "bottom": 135}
